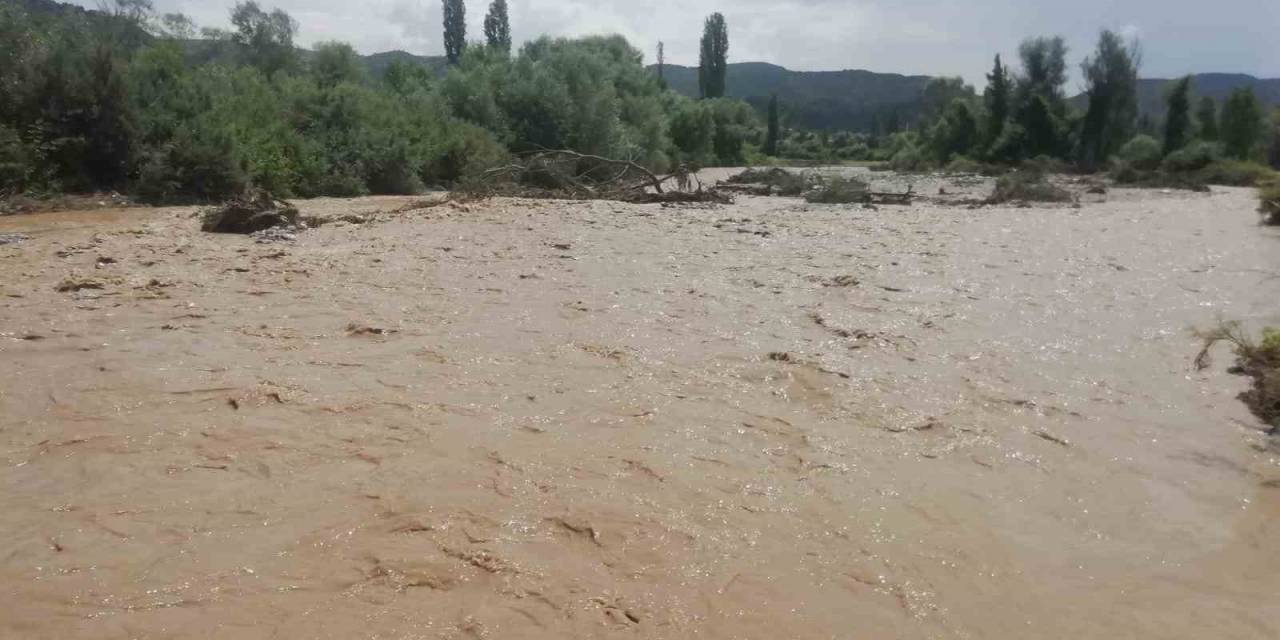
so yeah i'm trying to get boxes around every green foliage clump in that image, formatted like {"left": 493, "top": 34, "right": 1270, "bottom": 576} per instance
{"left": 926, "top": 98, "right": 979, "bottom": 163}
{"left": 1196, "top": 160, "right": 1275, "bottom": 187}
{"left": 944, "top": 155, "right": 989, "bottom": 174}
{"left": 1197, "top": 96, "right": 1219, "bottom": 141}
{"left": 803, "top": 174, "right": 869, "bottom": 204}
{"left": 888, "top": 143, "right": 928, "bottom": 172}
{"left": 1163, "top": 76, "right": 1193, "bottom": 155}
{"left": 1195, "top": 322, "right": 1280, "bottom": 433}
{"left": 230, "top": 1, "right": 298, "bottom": 75}
{"left": 764, "top": 94, "right": 780, "bottom": 157}
{"left": 988, "top": 169, "right": 1072, "bottom": 203}
{"left": 1259, "top": 180, "right": 1280, "bottom": 225}
{"left": 1221, "top": 87, "right": 1264, "bottom": 160}
{"left": 1078, "top": 30, "right": 1139, "bottom": 169}
{"left": 1161, "top": 140, "right": 1219, "bottom": 172}
{"left": 983, "top": 55, "right": 1011, "bottom": 150}
{"left": 1115, "top": 134, "right": 1162, "bottom": 171}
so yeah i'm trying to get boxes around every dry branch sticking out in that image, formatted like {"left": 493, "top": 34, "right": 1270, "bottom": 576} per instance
{"left": 458, "top": 149, "right": 727, "bottom": 204}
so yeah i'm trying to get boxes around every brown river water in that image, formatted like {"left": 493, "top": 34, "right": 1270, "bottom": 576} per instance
{"left": 2, "top": 172, "right": 1278, "bottom": 638}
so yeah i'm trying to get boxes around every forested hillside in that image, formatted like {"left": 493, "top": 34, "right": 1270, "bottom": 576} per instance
{"left": 657, "top": 63, "right": 930, "bottom": 131}
{"left": 1069, "top": 74, "right": 1280, "bottom": 119}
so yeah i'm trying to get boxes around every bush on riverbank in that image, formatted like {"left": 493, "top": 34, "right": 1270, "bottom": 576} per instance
{"left": 1196, "top": 322, "right": 1280, "bottom": 433}
{"left": 988, "top": 170, "right": 1072, "bottom": 203}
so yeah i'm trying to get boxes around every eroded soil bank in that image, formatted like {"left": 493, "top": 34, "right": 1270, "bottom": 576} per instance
{"left": 2, "top": 176, "right": 1278, "bottom": 639}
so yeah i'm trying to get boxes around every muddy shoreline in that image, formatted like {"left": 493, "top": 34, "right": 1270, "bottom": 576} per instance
{"left": 2, "top": 174, "right": 1278, "bottom": 638}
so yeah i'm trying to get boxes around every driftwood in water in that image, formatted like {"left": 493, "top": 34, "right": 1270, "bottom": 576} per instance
{"left": 461, "top": 150, "right": 726, "bottom": 203}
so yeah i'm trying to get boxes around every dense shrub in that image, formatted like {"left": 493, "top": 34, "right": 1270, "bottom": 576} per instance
{"left": 1196, "top": 160, "right": 1275, "bottom": 187}
{"left": 889, "top": 144, "right": 928, "bottom": 172}
{"left": 1115, "top": 135, "right": 1162, "bottom": 171}
{"left": 1258, "top": 180, "right": 1280, "bottom": 224}
{"left": 1161, "top": 140, "right": 1219, "bottom": 172}
{"left": 134, "top": 126, "right": 248, "bottom": 202}
{"left": 0, "top": 125, "right": 33, "bottom": 192}
{"left": 944, "top": 155, "right": 985, "bottom": 174}
{"left": 988, "top": 170, "right": 1072, "bottom": 203}
{"left": 1196, "top": 322, "right": 1280, "bottom": 432}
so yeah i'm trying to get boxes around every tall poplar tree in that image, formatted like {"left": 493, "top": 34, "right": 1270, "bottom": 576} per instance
{"left": 983, "top": 54, "right": 1010, "bottom": 149}
{"left": 698, "top": 13, "right": 728, "bottom": 99}
{"left": 1078, "top": 30, "right": 1139, "bottom": 169}
{"left": 443, "top": 0, "right": 466, "bottom": 65}
{"left": 483, "top": 0, "right": 510, "bottom": 54}
{"left": 1220, "top": 87, "right": 1263, "bottom": 159}
{"left": 1163, "top": 76, "right": 1192, "bottom": 155}
{"left": 764, "top": 94, "right": 780, "bottom": 157}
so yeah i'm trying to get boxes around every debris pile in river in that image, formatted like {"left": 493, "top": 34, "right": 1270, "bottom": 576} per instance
{"left": 724, "top": 168, "right": 809, "bottom": 196}
{"left": 460, "top": 150, "right": 729, "bottom": 204}
{"left": 201, "top": 190, "right": 300, "bottom": 234}
{"left": 987, "top": 170, "right": 1073, "bottom": 204}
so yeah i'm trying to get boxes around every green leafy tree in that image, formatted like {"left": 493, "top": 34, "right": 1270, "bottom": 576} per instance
{"left": 983, "top": 54, "right": 1011, "bottom": 151}
{"left": 155, "top": 13, "right": 196, "bottom": 39}
{"left": 1078, "top": 30, "right": 1139, "bottom": 169}
{"left": 383, "top": 60, "right": 432, "bottom": 95}
{"left": 311, "top": 42, "right": 365, "bottom": 88}
{"left": 1019, "top": 95, "right": 1061, "bottom": 158}
{"left": 230, "top": 2, "right": 297, "bottom": 75}
{"left": 83, "top": 43, "right": 138, "bottom": 187}
{"left": 657, "top": 42, "right": 665, "bottom": 82}
{"left": 1268, "top": 108, "right": 1280, "bottom": 169}
{"left": 698, "top": 13, "right": 728, "bottom": 99}
{"left": 921, "top": 77, "right": 973, "bottom": 123}
{"left": 706, "top": 98, "right": 757, "bottom": 164}
{"left": 1016, "top": 36, "right": 1068, "bottom": 107}
{"left": 668, "top": 97, "right": 714, "bottom": 164}
{"left": 1162, "top": 76, "right": 1192, "bottom": 155}
{"left": 764, "top": 94, "right": 780, "bottom": 157}
{"left": 1012, "top": 36, "right": 1068, "bottom": 159}
{"left": 443, "top": 0, "right": 467, "bottom": 65}
{"left": 1196, "top": 96, "right": 1218, "bottom": 141}
{"left": 1116, "top": 134, "right": 1161, "bottom": 170}
{"left": 1220, "top": 87, "right": 1264, "bottom": 160}
{"left": 928, "top": 98, "right": 979, "bottom": 162}
{"left": 484, "top": 0, "right": 511, "bottom": 54}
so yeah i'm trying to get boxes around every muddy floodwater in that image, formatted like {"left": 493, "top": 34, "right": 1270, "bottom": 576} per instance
{"left": 2, "top": 172, "right": 1278, "bottom": 639}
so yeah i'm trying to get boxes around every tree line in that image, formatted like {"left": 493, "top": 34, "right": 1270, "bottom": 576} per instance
{"left": 877, "top": 31, "right": 1279, "bottom": 181}
{"left": 2, "top": 2, "right": 1276, "bottom": 202}
{"left": 0, "top": 1, "right": 759, "bottom": 201}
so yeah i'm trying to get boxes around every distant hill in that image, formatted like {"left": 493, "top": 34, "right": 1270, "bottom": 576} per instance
{"left": 657, "top": 62, "right": 931, "bottom": 131}
{"left": 1072, "top": 73, "right": 1280, "bottom": 119}
{"left": 362, "top": 50, "right": 448, "bottom": 77}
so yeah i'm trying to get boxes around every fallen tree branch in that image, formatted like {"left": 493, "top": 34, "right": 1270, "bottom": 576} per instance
{"left": 460, "top": 149, "right": 720, "bottom": 204}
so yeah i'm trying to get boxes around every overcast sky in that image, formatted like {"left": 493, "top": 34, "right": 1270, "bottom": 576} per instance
{"left": 80, "top": 1, "right": 1280, "bottom": 87}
